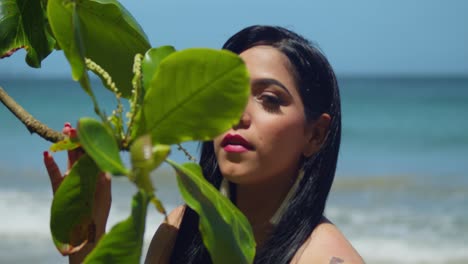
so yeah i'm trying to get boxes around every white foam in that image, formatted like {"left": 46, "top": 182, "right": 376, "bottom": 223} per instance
{"left": 354, "top": 237, "right": 468, "bottom": 263}
{"left": 0, "top": 189, "right": 51, "bottom": 238}
{"left": 3, "top": 188, "right": 467, "bottom": 263}
{"left": 326, "top": 206, "right": 465, "bottom": 238}
{"left": 0, "top": 189, "right": 175, "bottom": 243}
{"left": 325, "top": 206, "right": 468, "bottom": 263}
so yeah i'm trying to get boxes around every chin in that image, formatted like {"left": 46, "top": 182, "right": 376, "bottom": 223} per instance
{"left": 219, "top": 165, "right": 250, "bottom": 184}
{"left": 220, "top": 167, "right": 265, "bottom": 186}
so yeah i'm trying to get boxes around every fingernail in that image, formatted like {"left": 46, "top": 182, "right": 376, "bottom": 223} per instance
{"left": 64, "top": 122, "right": 71, "bottom": 128}
{"left": 43, "top": 151, "right": 49, "bottom": 158}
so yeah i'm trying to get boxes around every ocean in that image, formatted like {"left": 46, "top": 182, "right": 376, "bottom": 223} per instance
{"left": 0, "top": 76, "right": 467, "bottom": 263}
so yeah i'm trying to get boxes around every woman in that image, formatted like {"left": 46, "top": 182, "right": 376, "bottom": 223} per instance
{"left": 45, "top": 25, "right": 364, "bottom": 263}
{"left": 146, "top": 26, "right": 363, "bottom": 263}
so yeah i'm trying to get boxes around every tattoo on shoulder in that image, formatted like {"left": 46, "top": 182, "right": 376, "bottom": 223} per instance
{"left": 330, "top": 256, "right": 344, "bottom": 264}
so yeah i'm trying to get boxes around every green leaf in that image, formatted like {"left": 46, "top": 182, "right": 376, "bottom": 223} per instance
{"left": 49, "top": 138, "right": 80, "bottom": 152}
{"left": 130, "top": 135, "right": 170, "bottom": 174}
{"left": 141, "top": 46, "right": 176, "bottom": 91}
{"left": 50, "top": 154, "right": 99, "bottom": 251}
{"left": 134, "top": 48, "right": 249, "bottom": 145}
{"left": 77, "top": 117, "right": 128, "bottom": 175}
{"left": 84, "top": 190, "right": 150, "bottom": 263}
{"left": 47, "top": 0, "right": 86, "bottom": 82}
{"left": 167, "top": 160, "right": 256, "bottom": 264}
{"left": 47, "top": 0, "right": 150, "bottom": 97}
{"left": 151, "top": 196, "right": 166, "bottom": 215}
{"left": 130, "top": 135, "right": 170, "bottom": 197}
{"left": 0, "top": 0, "right": 55, "bottom": 67}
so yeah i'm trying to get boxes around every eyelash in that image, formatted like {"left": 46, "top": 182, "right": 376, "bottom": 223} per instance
{"left": 255, "top": 93, "right": 283, "bottom": 112}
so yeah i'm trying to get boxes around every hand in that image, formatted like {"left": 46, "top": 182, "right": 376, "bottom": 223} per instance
{"left": 43, "top": 123, "right": 112, "bottom": 259}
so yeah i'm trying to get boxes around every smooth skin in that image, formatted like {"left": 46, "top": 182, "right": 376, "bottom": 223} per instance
{"left": 146, "top": 46, "right": 364, "bottom": 263}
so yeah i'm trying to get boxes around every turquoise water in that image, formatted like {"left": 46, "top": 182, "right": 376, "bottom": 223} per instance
{"left": 1, "top": 77, "right": 467, "bottom": 263}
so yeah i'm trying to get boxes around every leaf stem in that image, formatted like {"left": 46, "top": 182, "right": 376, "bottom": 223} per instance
{"left": 79, "top": 74, "right": 106, "bottom": 123}
{"left": 177, "top": 144, "right": 197, "bottom": 162}
{"left": 0, "top": 86, "right": 64, "bottom": 142}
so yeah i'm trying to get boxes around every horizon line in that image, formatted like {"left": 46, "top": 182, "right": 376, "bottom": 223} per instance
{"left": 1, "top": 73, "right": 468, "bottom": 82}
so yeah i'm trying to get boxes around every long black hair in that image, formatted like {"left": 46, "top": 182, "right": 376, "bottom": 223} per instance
{"left": 170, "top": 25, "right": 341, "bottom": 264}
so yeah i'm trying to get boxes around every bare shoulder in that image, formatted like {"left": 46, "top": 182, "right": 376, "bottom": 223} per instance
{"left": 165, "top": 205, "right": 186, "bottom": 227}
{"left": 294, "top": 217, "right": 364, "bottom": 264}
{"left": 144, "top": 205, "right": 185, "bottom": 264}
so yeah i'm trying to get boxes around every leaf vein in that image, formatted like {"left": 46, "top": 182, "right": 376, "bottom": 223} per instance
{"left": 146, "top": 62, "right": 242, "bottom": 134}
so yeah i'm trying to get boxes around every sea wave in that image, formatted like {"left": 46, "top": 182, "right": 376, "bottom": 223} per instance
{"left": 332, "top": 174, "right": 468, "bottom": 198}
{"left": 1, "top": 186, "right": 467, "bottom": 263}
{"left": 0, "top": 188, "right": 176, "bottom": 241}
{"left": 354, "top": 237, "right": 468, "bottom": 264}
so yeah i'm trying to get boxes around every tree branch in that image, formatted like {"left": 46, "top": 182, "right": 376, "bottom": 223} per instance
{"left": 0, "top": 86, "right": 64, "bottom": 143}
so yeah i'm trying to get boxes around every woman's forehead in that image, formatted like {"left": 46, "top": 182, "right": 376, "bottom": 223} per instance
{"left": 239, "top": 46, "right": 296, "bottom": 90}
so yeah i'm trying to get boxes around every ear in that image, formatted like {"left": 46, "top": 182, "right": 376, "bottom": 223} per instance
{"left": 302, "top": 113, "right": 331, "bottom": 157}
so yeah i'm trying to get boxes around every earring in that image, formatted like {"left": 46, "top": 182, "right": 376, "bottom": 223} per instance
{"left": 269, "top": 168, "right": 305, "bottom": 225}
{"left": 219, "top": 177, "right": 230, "bottom": 198}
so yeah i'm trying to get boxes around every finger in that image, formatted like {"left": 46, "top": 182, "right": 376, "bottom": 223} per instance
{"left": 93, "top": 172, "right": 112, "bottom": 234}
{"left": 95, "top": 172, "right": 112, "bottom": 206}
{"left": 97, "top": 172, "right": 112, "bottom": 189}
{"left": 67, "top": 148, "right": 84, "bottom": 170}
{"left": 67, "top": 148, "right": 85, "bottom": 174}
{"left": 67, "top": 127, "right": 84, "bottom": 170}
{"left": 43, "top": 151, "right": 63, "bottom": 194}
{"left": 63, "top": 122, "right": 77, "bottom": 169}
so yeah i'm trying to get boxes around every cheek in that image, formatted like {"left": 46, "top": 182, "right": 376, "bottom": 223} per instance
{"left": 256, "top": 114, "right": 307, "bottom": 159}
{"left": 213, "top": 136, "right": 223, "bottom": 158}
{"left": 213, "top": 135, "right": 222, "bottom": 149}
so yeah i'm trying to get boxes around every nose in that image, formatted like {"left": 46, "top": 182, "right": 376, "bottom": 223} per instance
{"left": 232, "top": 100, "right": 252, "bottom": 130}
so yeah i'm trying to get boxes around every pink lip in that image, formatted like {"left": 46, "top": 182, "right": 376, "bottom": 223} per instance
{"left": 223, "top": 144, "right": 249, "bottom": 153}
{"left": 221, "top": 133, "right": 253, "bottom": 153}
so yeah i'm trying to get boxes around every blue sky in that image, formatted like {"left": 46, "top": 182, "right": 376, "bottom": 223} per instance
{"left": 1, "top": 0, "right": 467, "bottom": 77}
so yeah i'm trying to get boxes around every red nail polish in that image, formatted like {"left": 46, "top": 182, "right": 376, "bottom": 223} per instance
{"left": 43, "top": 151, "right": 49, "bottom": 158}
{"left": 64, "top": 122, "right": 71, "bottom": 128}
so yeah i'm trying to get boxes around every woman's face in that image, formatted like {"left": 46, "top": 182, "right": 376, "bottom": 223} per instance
{"left": 214, "top": 45, "right": 318, "bottom": 185}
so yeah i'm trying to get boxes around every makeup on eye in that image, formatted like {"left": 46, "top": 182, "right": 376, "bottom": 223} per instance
{"left": 253, "top": 92, "right": 285, "bottom": 114}
{"left": 251, "top": 78, "right": 292, "bottom": 96}
{"left": 251, "top": 79, "right": 292, "bottom": 107}
{"left": 255, "top": 92, "right": 284, "bottom": 106}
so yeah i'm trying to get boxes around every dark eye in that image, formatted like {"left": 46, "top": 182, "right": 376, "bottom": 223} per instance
{"left": 255, "top": 93, "right": 283, "bottom": 112}
{"left": 261, "top": 94, "right": 281, "bottom": 105}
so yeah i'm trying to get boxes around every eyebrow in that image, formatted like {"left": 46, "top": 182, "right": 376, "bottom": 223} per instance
{"left": 251, "top": 78, "right": 292, "bottom": 96}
